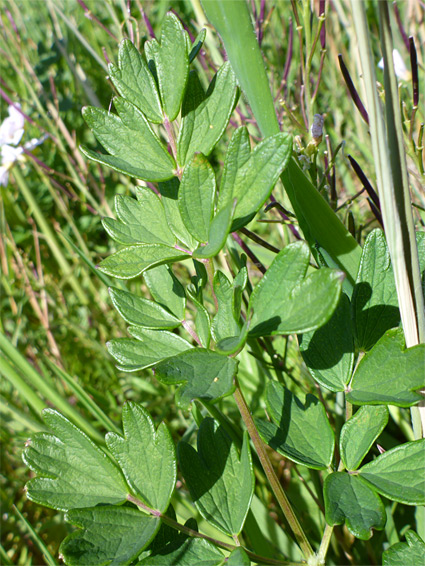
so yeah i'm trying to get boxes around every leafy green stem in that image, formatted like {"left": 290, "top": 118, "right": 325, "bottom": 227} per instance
{"left": 126, "top": 494, "right": 296, "bottom": 565}
{"left": 233, "top": 377, "right": 315, "bottom": 560}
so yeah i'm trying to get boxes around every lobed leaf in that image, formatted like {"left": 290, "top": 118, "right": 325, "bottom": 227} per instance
{"left": 324, "top": 472, "right": 386, "bottom": 540}
{"left": 106, "top": 403, "right": 176, "bottom": 512}
{"left": 109, "top": 38, "right": 163, "bottom": 123}
{"left": 60, "top": 506, "right": 160, "bottom": 566}
{"left": 347, "top": 328, "right": 425, "bottom": 406}
{"left": 178, "top": 419, "right": 254, "bottom": 536}
{"left": 81, "top": 101, "right": 175, "bottom": 182}
{"left": 154, "top": 349, "right": 238, "bottom": 409}
{"left": 340, "top": 405, "right": 389, "bottom": 471}
{"left": 383, "top": 530, "right": 425, "bottom": 566}
{"left": 256, "top": 382, "right": 334, "bottom": 469}
{"left": 357, "top": 439, "right": 425, "bottom": 505}
{"left": 23, "top": 410, "right": 128, "bottom": 511}
{"left": 248, "top": 241, "right": 343, "bottom": 337}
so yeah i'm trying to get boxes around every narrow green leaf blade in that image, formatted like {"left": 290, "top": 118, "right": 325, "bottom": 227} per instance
{"left": 106, "top": 403, "right": 176, "bottom": 512}
{"left": 211, "top": 271, "right": 240, "bottom": 342}
{"left": 299, "top": 293, "right": 354, "bottom": 392}
{"left": 324, "top": 472, "right": 386, "bottom": 540}
{"left": 109, "top": 38, "right": 163, "bottom": 123}
{"left": 383, "top": 530, "right": 425, "bottom": 566}
{"left": 61, "top": 506, "right": 160, "bottom": 566}
{"left": 154, "top": 349, "right": 238, "bottom": 408}
{"left": 358, "top": 439, "right": 425, "bottom": 504}
{"left": 22, "top": 410, "right": 128, "bottom": 511}
{"left": 82, "top": 102, "right": 175, "bottom": 182}
{"left": 340, "top": 406, "right": 389, "bottom": 471}
{"left": 249, "top": 241, "right": 343, "bottom": 337}
{"left": 144, "top": 264, "right": 186, "bottom": 320}
{"left": 158, "top": 179, "right": 198, "bottom": 250}
{"left": 156, "top": 12, "right": 189, "bottom": 121}
{"left": 189, "top": 28, "right": 206, "bottom": 63}
{"left": 178, "top": 420, "right": 254, "bottom": 536}
{"left": 97, "top": 244, "right": 189, "bottom": 279}
{"left": 347, "top": 328, "right": 425, "bottom": 406}
{"left": 107, "top": 329, "right": 192, "bottom": 372}
{"left": 177, "top": 63, "right": 237, "bottom": 166}
{"left": 256, "top": 382, "right": 334, "bottom": 469}
{"left": 109, "top": 287, "right": 181, "bottom": 329}
{"left": 178, "top": 153, "right": 216, "bottom": 243}
{"left": 352, "top": 229, "right": 400, "bottom": 351}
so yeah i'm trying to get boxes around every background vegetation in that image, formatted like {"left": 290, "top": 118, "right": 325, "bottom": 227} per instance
{"left": 1, "top": 0, "right": 423, "bottom": 563}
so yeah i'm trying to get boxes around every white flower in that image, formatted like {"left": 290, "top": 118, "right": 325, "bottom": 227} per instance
{"left": 378, "top": 49, "right": 409, "bottom": 81}
{"left": 0, "top": 104, "right": 24, "bottom": 146}
{"left": 311, "top": 114, "right": 324, "bottom": 140}
{"left": 0, "top": 103, "right": 47, "bottom": 186}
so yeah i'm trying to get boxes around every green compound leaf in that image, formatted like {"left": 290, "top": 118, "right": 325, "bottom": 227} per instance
{"left": 97, "top": 244, "right": 189, "bottom": 279}
{"left": 177, "top": 63, "right": 238, "bottom": 166}
{"left": 218, "top": 127, "right": 292, "bottom": 231}
{"left": 109, "top": 287, "right": 181, "bottom": 330}
{"left": 357, "top": 439, "right": 425, "bottom": 505}
{"left": 144, "top": 264, "right": 186, "bottom": 321}
{"left": 155, "top": 12, "right": 189, "bottom": 121}
{"left": 383, "top": 530, "right": 425, "bottom": 566}
{"left": 178, "top": 419, "right": 254, "bottom": 536}
{"left": 323, "top": 472, "right": 386, "bottom": 540}
{"left": 81, "top": 101, "right": 175, "bottom": 182}
{"left": 352, "top": 229, "right": 399, "bottom": 351}
{"left": 299, "top": 293, "right": 354, "bottom": 392}
{"left": 109, "top": 38, "right": 163, "bottom": 123}
{"left": 139, "top": 535, "right": 223, "bottom": 566}
{"left": 193, "top": 200, "right": 235, "bottom": 259}
{"left": 227, "top": 548, "right": 251, "bottom": 566}
{"left": 107, "top": 329, "right": 192, "bottom": 372}
{"left": 256, "top": 381, "right": 334, "bottom": 469}
{"left": 178, "top": 153, "right": 216, "bottom": 243}
{"left": 158, "top": 179, "right": 198, "bottom": 251}
{"left": 211, "top": 271, "right": 241, "bottom": 342}
{"left": 340, "top": 405, "right": 389, "bottom": 471}
{"left": 154, "top": 349, "right": 238, "bottom": 409}
{"left": 60, "top": 506, "right": 160, "bottom": 566}
{"left": 347, "top": 328, "right": 425, "bottom": 407}
{"left": 103, "top": 187, "right": 176, "bottom": 246}
{"left": 22, "top": 409, "right": 128, "bottom": 511}
{"left": 106, "top": 403, "right": 176, "bottom": 512}
{"left": 248, "top": 241, "right": 343, "bottom": 337}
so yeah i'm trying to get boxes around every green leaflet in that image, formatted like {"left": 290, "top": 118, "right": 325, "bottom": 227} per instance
{"left": 218, "top": 127, "right": 292, "bottom": 231}
{"left": 187, "top": 287, "right": 211, "bottom": 348}
{"left": 158, "top": 178, "right": 198, "bottom": 250}
{"left": 178, "top": 419, "right": 254, "bottom": 536}
{"left": 227, "top": 548, "right": 251, "bottom": 566}
{"left": 81, "top": 100, "right": 175, "bottom": 182}
{"left": 144, "top": 264, "right": 186, "bottom": 321}
{"left": 139, "top": 535, "right": 224, "bottom": 566}
{"left": 347, "top": 328, "right": 425, "bottom": 406}
{"left": 97, "top": 244, "right": 189, "bottom": 279}
{"left": 60, "top": 506, "right": 160, "bottom": 566}
{"left": 109, "top": 38, "right": 163, "bottom": 123}
{"left": 256, "top": 382, "right": 334, "bottom": 470}
{"left": 352, "top": 229, "right": 400, "bottom": 351}
{"left": 211, "top": 271, "right": 241, "bottom": 342}
{"left": 154, "top": 349, "right": 238, "bottom": 409}
{"left": 22, "top": 410, "right": 128, "bottom": 511}
{"left": 340, "top": 406, "right": 389, "bottom": 471}
{"left": 177, "top": 63, "right": 238, "bottom": 166}
{"left": 383, "top": 531, "right": 425, "bottom": 566}
{"left": 107, "top": 329, "right": 192, "bottom": 372}
{"left": 106, "top": 403, "right": 176, "bottom": 512}
{"left": 109, "top": 287, "right": 181, "bottom": 329}
{"left": 178, "top": 153, "right": 216, "bottom": 243}
{"left": 357, "top": 439, "right": 425, "bottom": 505}
{"left": 299, "top": 293, "right": 354, "bottom": 392}
{"left": 150, "top": 12, "right": 189, "bottom": 121}
{"left": 324, "top": 472, "right": 386, "bottom": 540}
{"left": 248, "top": 241, "right": 343, "bottom": 337}
{"left": 193, "top": 200, "right": 235, "bottom": 259}
{"left": 189, "top": 28, "right": 206, "bottom": 63}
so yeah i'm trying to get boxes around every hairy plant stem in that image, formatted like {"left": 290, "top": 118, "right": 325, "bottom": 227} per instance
{"left": 126, "top": 494, "right": 297, "bottom": 565}
{"left": 233, "top": 377, "right": 314, "bottom": 560}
